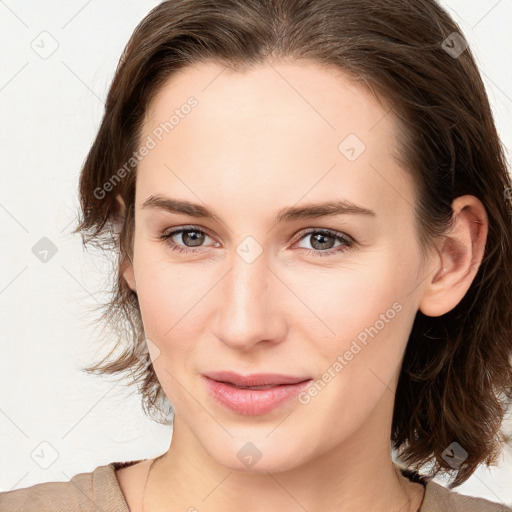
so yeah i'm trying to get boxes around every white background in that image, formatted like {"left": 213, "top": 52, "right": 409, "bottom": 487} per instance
{"left": 0, "top": 0, "right": 511, "bottom": 505}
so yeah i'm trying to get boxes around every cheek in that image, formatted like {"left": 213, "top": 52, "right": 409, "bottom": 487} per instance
{"left": 133, "top": 249, "right": 221, "bottom": 384}
{"left": 305, "top": 249, "right": 419, "bottom": 391}
{"left": 298, "top": 272, "right": 416, "bottom": 441}
{"left": 298, "top": 252, "right": 413, "bottom": 342}
{"left": 136, "top": 263, "right": 203, "bottom": 339}
{"left": 133, "top": 259, "right": 203, "bottom": 409}
{"left": 133, "top": 235, "right": 202, "bottom": 324}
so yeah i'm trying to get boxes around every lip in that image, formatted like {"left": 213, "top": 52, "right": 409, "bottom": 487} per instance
{"left": 203, "top": 370, "right": 311, "bottom": 387}
{"left": 203, "top": 372, "right": 313, "bottom": 415}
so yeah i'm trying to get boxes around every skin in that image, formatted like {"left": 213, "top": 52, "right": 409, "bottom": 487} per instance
{"left": 115, "top": 60, "right": 488, "bottom": 512}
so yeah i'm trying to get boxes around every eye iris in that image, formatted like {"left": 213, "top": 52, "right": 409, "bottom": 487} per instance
{"left": 182, "top": 230, "right": 205, "bottom": 247}
{"left": 311, "top": 233, "right": 335, "bottom": 250}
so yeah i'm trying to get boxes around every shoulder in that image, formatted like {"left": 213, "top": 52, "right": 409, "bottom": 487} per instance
{"left": 0, "top": 461, "right": 134, "bottom": 512}
{"left": 422, "top": 479, "right": 512, "bottom": 512}
{"left": 396, "top": 463, "right": 511, "bottom": 512}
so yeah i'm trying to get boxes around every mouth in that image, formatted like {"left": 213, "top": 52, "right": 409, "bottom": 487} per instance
{"left": 203, "top": 370, "right": 311, "bottom": 387}
{"left": 202, "top": 371, "right": 313, "bottom": 415}
{"left": 218, "top": 382, "right": 288, "bottom": 390}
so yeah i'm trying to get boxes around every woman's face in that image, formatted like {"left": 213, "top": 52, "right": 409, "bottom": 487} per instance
{"left": 125, "top": 60, "right": 433, "bottom": 472}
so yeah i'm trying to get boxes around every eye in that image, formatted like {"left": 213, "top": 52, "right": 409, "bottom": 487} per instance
{"left": 293, "top": 228, "right": 355, "bottom": 257}
{"left": 159, "top": 225, "right": 218, "bottom": 254}
{"left": 159, "top": 225, "right": 355, "bottom": 257}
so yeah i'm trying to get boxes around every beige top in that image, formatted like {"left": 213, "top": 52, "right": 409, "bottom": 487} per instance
{"left": 0, "top": 460, "right": 511, "bottom": 511}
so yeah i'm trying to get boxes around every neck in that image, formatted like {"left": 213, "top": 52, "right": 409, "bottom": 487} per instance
{"left": 141, "top": 414, "right": 425, "bottom": 512}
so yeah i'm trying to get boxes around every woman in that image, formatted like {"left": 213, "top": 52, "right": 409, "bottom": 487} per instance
{"left": 2, "top": 0, "right": 511, "bottom": 511}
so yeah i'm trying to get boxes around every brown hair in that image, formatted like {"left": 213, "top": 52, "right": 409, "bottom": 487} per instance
{"left": 73, "top": 0, "right": 512, "bottom": 487}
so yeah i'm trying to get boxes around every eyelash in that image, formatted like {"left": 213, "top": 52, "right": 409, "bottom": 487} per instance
{"left": 158, "top": 225, "right": 355, "bottom": 257}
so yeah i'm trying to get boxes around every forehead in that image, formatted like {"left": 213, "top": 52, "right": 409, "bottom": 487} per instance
{"left": 137, "top": 60, "right": 415, "bottom": 224}
{"left": 144, "top": 59, "right": 392, "bottom": 136}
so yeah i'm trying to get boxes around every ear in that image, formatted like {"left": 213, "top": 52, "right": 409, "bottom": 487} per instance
{"left": 418, "top": 195, "right": 488, "bottom": 317}
{"left": 116, "top": 194, "right": 137, "bottom": 294}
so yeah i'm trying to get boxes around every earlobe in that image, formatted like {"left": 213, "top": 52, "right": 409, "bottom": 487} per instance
{"left": 418, "top": 195, "right": 488, "bottom": 317}
{"left": 110, "top": 194, "right": 128, "bottom": 236}
{"left": 123, "top": 262, "right": 137, "bottom": 294}
{"left": 115, "top": 194, "right": 126, "bottom": 221}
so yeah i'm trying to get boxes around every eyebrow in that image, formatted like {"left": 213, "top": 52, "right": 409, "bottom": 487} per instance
{"left": 141, "top": 194, "right": 376, "bottom": 223}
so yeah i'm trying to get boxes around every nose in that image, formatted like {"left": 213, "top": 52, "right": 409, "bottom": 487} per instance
{"left": 212, "top": 248, "right": 288, "bottom": 351}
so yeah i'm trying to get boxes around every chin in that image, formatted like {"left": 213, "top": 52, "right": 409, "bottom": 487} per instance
{"left": 199, "top": 429, "right": 313, "bottom": 474}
